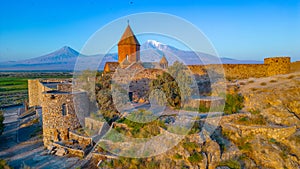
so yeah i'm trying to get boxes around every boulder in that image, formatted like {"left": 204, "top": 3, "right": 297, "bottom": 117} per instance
{"left": 55, "top": 148, "right": 68, "bottom": 157}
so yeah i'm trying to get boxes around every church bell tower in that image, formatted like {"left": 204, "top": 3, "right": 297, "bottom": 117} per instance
{"left": 117, "top": 23, "right": 140, "bottom": 64}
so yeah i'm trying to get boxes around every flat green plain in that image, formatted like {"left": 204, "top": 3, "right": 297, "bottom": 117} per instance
{"left": 0, "top": 72, "right": 72, "bottom": 108}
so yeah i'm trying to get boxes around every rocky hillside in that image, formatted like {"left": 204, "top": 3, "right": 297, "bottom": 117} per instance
{"left": 91, "top": 71, "right": 300, "bottom": 169}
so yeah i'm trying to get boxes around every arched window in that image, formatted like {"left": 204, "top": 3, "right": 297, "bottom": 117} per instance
{"left": 62, "top": 103, "right": 67, "bottom": 116}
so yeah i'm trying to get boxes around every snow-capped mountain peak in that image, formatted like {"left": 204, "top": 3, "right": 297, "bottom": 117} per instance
{"left": 146, "top": 40, "right": 165, "bottom": 48}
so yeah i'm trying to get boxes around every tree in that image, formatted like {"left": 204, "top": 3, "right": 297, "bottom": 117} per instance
{"left": 149, "top": 61, "right": 193, "bottom": 109}
{"left": 95, "top": 73, "right": 121, "bottom": 123}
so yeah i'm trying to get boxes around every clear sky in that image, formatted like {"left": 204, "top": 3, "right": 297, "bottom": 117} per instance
{"left": 0, "top": 0, "right": 299, "bottom": 62}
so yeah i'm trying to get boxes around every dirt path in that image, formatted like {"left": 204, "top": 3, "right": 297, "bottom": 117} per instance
{"left": 0, "top": 106, "right": 82, "bottom": 168}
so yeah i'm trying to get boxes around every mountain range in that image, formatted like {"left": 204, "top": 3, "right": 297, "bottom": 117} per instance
{"left": 0, "top": 40, "right": 263, "bottom": 71}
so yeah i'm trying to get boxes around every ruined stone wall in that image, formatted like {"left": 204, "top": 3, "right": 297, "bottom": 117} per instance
{"left": 129, "top": 69, "right": 163, "bottom": 102}
{"left": 85, "top": 117, "right": 105, "bottom": 134}
{"left": 264, "top": 57, "right": 290, "bottom": 76}
{"left": 57, "top": 83, "right": 73, "bottom": 92}
{"left": 52, "top": 142, "right": 85, "bottom": 158}
{"left": 28, "top": 79, "right": 72, "bottom": 107}
{"left": 41, "top": 91, "right": 84, "bottom": 146}
{"left": 112, "top": 68, "right": 163, "bottom": 102}
{"left": 69, "top": 131, "right": 93, "bottom": 146}
{"left": 28, "top": 79, "right": 53, "bottom": 107}
{"left": 28, "top": 79, "right": 40, "bottom": 107}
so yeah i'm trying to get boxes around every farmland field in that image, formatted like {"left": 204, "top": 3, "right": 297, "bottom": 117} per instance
{"left": 0, "top": 72, "right": 73, "bottom": 108}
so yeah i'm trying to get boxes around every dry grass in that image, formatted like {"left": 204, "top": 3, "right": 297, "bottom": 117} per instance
{"left": 248, "top": 80, "right": 255, "bottom": 83}
{"left": 260, "top": 82, "right": 267, "bottom": 86}
{"left": 287, "top": 75, "right": 295, "bottom": 79}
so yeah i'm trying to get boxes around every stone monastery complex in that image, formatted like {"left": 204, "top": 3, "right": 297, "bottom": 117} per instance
{"left": 27, "top": 24, "right": 291, "bottom": 157}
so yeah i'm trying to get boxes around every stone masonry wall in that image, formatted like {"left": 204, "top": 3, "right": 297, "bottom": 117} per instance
{"left": 42, "top": 91, "right": 83, "bottom": 146}
{"left": 28, "top": 79, "right": 72, "bottom": 107}
{"left": 264, "top": 57, "right": 290, "bottom": 76}
{"left": 28, "top": 79, "right": 53, "bottom": 107}
{"left": 188, "top": 64, "right": 268, "bottom": 79}
{"left": 188, "top": 57, "right": 290, "bottom": 79}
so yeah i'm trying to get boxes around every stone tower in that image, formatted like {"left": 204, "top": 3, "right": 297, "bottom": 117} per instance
{"left": 118, "top": 24, "right": 140, "bottom": 64}
{"left": 159, "top": 55, "right": 168, "bottom": 69}
{"left": 264, "top": 57, "right": 290, "bottom": 76}
{"left": 41, "top": 90, "right": 89, "bottom": 146}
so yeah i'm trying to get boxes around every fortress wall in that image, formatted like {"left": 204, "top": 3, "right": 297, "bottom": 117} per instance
{"left": 42, "top": 92, "right": 82, "bottom": 146}
{"left": 221, "top": 64, "right": 268, "bottom": 79}
{"left": 28, "top": 79, "right": 40, "bottom": 107}
{"left": 188, "top": 64, "right": 268, "bottom": 79}
{"left": 187, "top": 57, "right": 291, "bottom": 79}
{"left": 264, "top": 57, "right": 290, "bottom": 76}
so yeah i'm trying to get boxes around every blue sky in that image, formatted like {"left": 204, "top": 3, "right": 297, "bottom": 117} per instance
{"left": 0, "top": 0, "right": 299, "bottom": 62}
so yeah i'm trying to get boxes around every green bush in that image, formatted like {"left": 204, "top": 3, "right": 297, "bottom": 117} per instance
{"left": 0, "top": 159, "right": 12, "bottom": 169}
{"left": 149, "top": 61, "right": 193, "bottom": 109}
{"left": 249, "top": 109, "right": 260, "bottom": 115}
{"left": 188, "top": 152, "right": 203, "bottom": 164}
{"left": 182, "top": 142, "right": 200, "bottom": 152}
{"left": 223, "top": 93, "right": 244, "bottom": 115}
{"left": 218, "top": 159, "right": 241, "bottom": 169}
{"left": 238, "top": 142, "right": 252, "bottom": 152}
{"left": 173, "top": 153, "right": 182, "bottom": 159}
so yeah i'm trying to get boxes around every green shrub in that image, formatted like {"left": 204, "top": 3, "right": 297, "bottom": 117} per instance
{"left": 0, "top": 159, "right": 12, "bottom": 169}
{"left": 188, "top": 152, "right": 203, "bottom": 164}
{"left": 173, "top": 153, "right": 182, "bottom": 159}
{"left": 223, "top": 93, "right": 244, "bottom": 115}
{"left": 218, "top": 159, "right": 241, "bottom": 169}
{"left": 182, "top": 142, "right": 200, "bottom": 152}
{"left": 237, "top": 115, "right": 266, "bottom": 125}
{"left": 238, "top": 142, "right": 252, "bottom": 152}
{"left": 269, "top": 79, "right": 277, "bottom": 83}
{"left": 249, "top": 109, "right": 260, "bottom": 115}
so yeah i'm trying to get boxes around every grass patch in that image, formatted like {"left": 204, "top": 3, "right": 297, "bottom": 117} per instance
{"left": 248, "top": 80, "right": 255, "bottom": 83}
{"left": 182, "top": 141, "right": 200, "bottom": 152}
{"left": 238, "top": 142, "right": 252, "bottom": 152}
{"left": 187, "top": 152, "right": 203, "bottom": 164}
{"left": 269, "top": 79, "right": 277, "bottom": 83}
{"left": 218, "top": 159, "right": 241, "bottom": 169}
{"left": 173, "top": 153, "right": 182, "bottom": 159}
{"left": 236, "top": 115, "right": 267, "bottom": 125}
{"left": 249, "top": 109, "right": 260, "bottom": 115}
{"left": 223, "top": 93, "right": 244, "bottom": 115}
{"left": 287, "top": 75, "right": 294, "bottom": 79}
